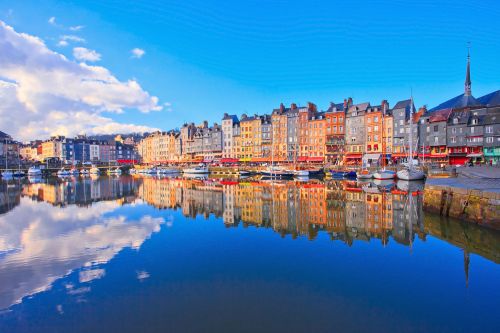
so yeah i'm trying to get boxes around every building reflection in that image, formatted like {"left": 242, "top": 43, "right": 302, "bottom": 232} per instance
{"left": 135, "top": 177, "right": 425, "bottom": 246}
{"left": 134, "top": 176, "right": 498, "bottom": 266}
{"left": 20, "top": 176, "right": 141, "bottom": 207}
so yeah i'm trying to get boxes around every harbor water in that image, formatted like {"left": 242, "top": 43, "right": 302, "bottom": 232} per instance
{"left": 0, "top": 175, "right": 499, "bottom": 332}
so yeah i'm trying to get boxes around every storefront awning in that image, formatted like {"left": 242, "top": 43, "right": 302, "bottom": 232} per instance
{"left": 221, "top": 158, "right": 239, "bottom": 163}
{"left": 297, "top": 156, "right": 308, "bottom": 162}
{"left": 307, "top": 157, "right": 324, "bottom": 162}
{"left": 467, "top": 153, "right": 483, "bottom": 158}
{"left": 363, "top": 153, "right": 380, "bottom": 160}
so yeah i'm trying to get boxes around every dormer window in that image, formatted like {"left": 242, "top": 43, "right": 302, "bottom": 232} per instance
{"left": 453, "top": 118, "right": 458, "bottom": 124}
{"left": 472, "top": 118, "right": 478, "bottom": 125}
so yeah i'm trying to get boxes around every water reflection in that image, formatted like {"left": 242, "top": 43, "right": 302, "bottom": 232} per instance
{"left": 0, "top": 175, "right": 498, "bottom": 315}
{"left": 0, "top": 176, "right": 164, "bottom": 310}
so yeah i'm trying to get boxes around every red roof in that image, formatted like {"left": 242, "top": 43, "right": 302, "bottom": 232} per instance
{"left": 429, "top": 108, "right": 452, "bottom": 123}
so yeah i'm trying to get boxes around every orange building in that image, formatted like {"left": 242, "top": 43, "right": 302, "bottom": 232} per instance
{"left": 325, "top": 102, "right": 346, "bottom": 164}
{"left": 298, "top": 102, "right": 326, "bottom": 163}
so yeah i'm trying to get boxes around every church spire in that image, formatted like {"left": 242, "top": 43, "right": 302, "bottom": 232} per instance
{"left": 464, "top": 44, "right": 471, "bottom": 96}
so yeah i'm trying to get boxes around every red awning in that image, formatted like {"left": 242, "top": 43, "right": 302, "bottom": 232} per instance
{"left": 297, "top": 156, "right": 308, "bottom": 162}
{"left": 220, "top": 158, "right": 239, "bottom": 163}
{"left": 307, "top": 157, "right": 324, "bottom": 162}
{"left": 117, "top": 159, "right": 137, "bottom": 164}
{"left": 219, "top": 180, "right": 239, "bottom": 185}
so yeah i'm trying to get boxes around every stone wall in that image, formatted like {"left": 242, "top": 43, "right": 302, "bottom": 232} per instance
{"left": 423, "top": 184, "right": 500, "bottom": 229}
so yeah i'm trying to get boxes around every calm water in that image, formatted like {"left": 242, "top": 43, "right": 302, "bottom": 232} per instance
{"left": 0, "top": 175, "right": 499, "bottom": 333}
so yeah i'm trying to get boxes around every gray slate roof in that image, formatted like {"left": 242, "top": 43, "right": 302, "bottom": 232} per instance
{"left": 429, "top": 93, "right": 480, "bottom": 112}
{"left": 477, "top": 90, "right": 500, "bottom": 107}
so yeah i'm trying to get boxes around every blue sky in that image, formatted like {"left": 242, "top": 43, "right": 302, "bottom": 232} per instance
{"left": 1, "top": 0, "right": 499, "bottom": 135}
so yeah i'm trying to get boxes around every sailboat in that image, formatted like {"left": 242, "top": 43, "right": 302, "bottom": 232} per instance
{"left": 397, "top": 96, "right": 425, "bottom": 181}
{"left": 373, "top": 103, "right": 396, "bottom": 180}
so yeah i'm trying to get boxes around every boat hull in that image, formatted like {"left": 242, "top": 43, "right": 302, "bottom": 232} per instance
{"left": 396, "top": 169, "right": 425, "bottom": 181}
{"left": 373, "top": 170, "right": 396, "bottom": 180}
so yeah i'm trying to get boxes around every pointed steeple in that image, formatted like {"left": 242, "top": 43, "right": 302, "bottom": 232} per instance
{"left": 464, "top": 45, "right": 472, "bottom": 96}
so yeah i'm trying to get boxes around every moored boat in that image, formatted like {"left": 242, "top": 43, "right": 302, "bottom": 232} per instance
{"left": 27, "top": 166, "right": 42, "bottom": 176}
{"left": 90, "top": 166, "right": 100, "bottom": 175}
{"left": 396, "top": 168, "right": 425, "bottom": 181}
{"left": 373, "top": 169, "right": 396, "bottom": 180}
{"left": 183, "top": 165, "right": 209, "bottom": 174}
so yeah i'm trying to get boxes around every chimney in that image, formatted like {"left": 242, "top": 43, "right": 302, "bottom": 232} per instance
{"left": 280, "top": 103, "right": 285, "bottom": 112}
{"left": 347, "top": 97, "right": 353, "bottom": 107}
{"left": 307, "top": 102, "right": 317, "bottom": 112}
{"left": 381, "top": 100, "right": 389, "bottom": 113}
{"left": 291, "top": 103, "right": 297, "bottom": 110}
{"left": 223, "top": 113, "right": 228, "bottom": 118}
{"left": 343, "top": 99, "right": 347, "bottom": 109}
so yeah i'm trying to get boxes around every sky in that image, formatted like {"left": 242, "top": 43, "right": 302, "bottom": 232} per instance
{"left": 0, "top": 0, "right": 499, "bottom": 141}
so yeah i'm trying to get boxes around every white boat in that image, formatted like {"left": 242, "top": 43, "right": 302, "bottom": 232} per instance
{"left": 1, "top": 170, "right": 13, "bottom": 178}
{"left": 57, "top": 168, "right": 71, "bottom": 176}
{"left": 261, "top": 166, "right": 294, "bottom": 178}
{"left": 157, "top": 167, "right": 180, "bottom": 175}
{"left": 238, "top": 170, "right": 250, "bottom": 176}
{"left": 357, "top": 169, "right": 373, "bottom": 179}
{"left": 107, "top": 167, "right": 122, "bottom": 175}
{"left": 294, "top": 170, "right": 309, "bottom": 177}
{"left": 27, "top": 166, "right": 42, "bottom": 176}
{"left": 396, "top": 168, "right": 425, "bottom": 181}
{"left": 70, "top": 168, "right": 79, "bottom": 175}
{"left": 373, "top": 169, "right": 396, "bottom": 180}
{"left": 80, "top": 169, "right": 90, "bottom": 175}
{"left": 129, "top": 168, "right": 137, "bottom": 174}
{"left": 90, "top": 166, "right": 100, "bottom": 175}
{"left": 183, "top": 165, "right": 209, "bottom": 174}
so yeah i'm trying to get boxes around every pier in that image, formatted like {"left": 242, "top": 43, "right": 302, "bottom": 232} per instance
{"left": 423, "top": 166, "right": 500, "bottom": 229}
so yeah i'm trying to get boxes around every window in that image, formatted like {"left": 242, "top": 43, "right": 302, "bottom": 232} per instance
{"left": 486, "top": 126, "right": 493, "bottom": 134}
{"left": 426, "top": 126, "right": 430, "bottom": 133}
{"left": 451, "top": 137, "right": 456, "bottom": 143}
{"left": 434, "top": 125, "right": 438, "bottom": 132}
{"left": 471, "top": 127, "right": 475, "bottom": 134}
{"left": 486, "top": 137, "right": 493, "bottom": 143}
{"left": 452, "top": 128, "right": 456, "bottom": 134}
{"left": 434, "top": 136, "right": 439, "bottom": 143}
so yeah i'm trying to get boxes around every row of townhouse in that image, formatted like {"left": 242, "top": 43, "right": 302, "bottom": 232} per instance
{"left": 137, "top": 95, "right": 499, "bottom": 166}
{"left": 19, "top": 136, "right": 137, "bottom": 164}
{"left": 137, "top": 53, "right": 499, "bottom": 166}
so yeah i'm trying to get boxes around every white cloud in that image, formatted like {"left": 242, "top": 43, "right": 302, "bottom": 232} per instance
{"left": 131, "top": 48, "right": 145, "bottom": 59}
{"left": 0, "top": 21, "right": 163, "bottom": 141}
{"left": 69, "top": 25, "right": 84, "bottom": 31}
{"left": 61, "top": 34, "right": 85, "bottom": 43}
{"left": 73, "top": 47, "right": 101, "bottom": 62}
{"left": 48, "top": 16, "right": 56, "bottom": 25}
{"left": 57, "top": 40, "right": 69, "bottom": 47}
{"left": 57, "top": 35, "right": 85, "bottom": 47}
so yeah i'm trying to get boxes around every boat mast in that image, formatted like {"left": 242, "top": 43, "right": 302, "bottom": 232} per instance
{"left": 381, "top": 103, "right": 386, "bottom": 170}
{"left": 408, "top": 96, "right": 414, "bottom": 170}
